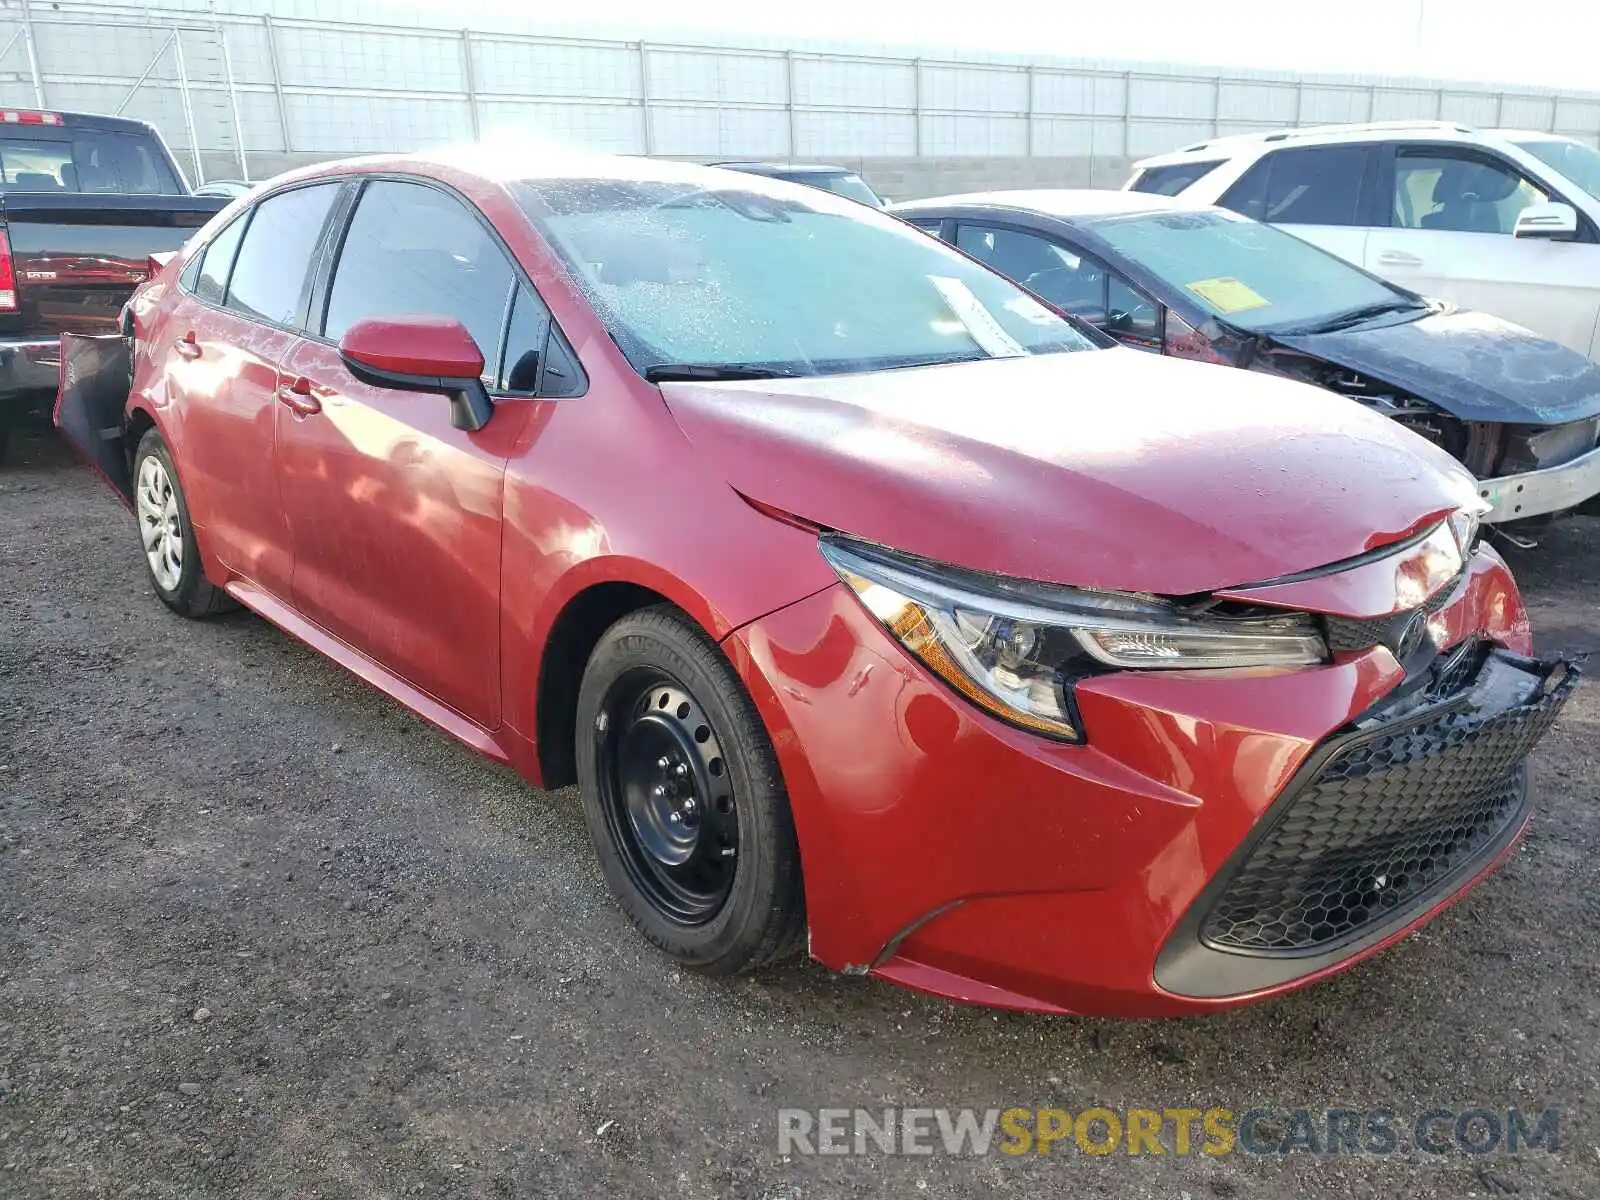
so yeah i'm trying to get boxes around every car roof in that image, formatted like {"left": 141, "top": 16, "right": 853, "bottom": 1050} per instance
{"left": 0, "top": 108, "right": 160, "bottom": 136}
{"left": 263, "top": 148, "right": 899, "bottom": 214}
{"left": 709, "top": 161, "right": 855, "bottom": 176}
{"left": 1131, "top": 120, "right": 1514, "bottom": 168}
{"left": 892, "top": 188, "right": 1201, "bottom": 221}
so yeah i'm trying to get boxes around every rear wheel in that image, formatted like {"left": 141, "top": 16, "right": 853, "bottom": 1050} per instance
{"left": 576, "top": 605, "right": 805, "bottom": 974}
{"left": 132, "top": 428, "right": 235, "bottom": 618}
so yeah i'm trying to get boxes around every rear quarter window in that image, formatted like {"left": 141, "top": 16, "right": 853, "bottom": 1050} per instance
{"left": 1129, "top": 161, "right": 1224, "bottom": 196}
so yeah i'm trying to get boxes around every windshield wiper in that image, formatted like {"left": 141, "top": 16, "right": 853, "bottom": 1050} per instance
{"left": 1298, "top": 299, "right": 1426, "bottom": 334}
{"left": 643, "top": 363, "right": 797, "bottom": 382}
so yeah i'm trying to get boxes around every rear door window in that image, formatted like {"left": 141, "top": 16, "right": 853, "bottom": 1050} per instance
{"left": 1129, "top": 160, "right": 1224, "bottom": 196}
{"left": 323, "top": 179, "right": 514, "bottom": 381}
{"left": 1221, "top": 145, "right": 1375, "bottom": 226}
{"left": 224, "top": 183, "right": 341, "bottom": 328}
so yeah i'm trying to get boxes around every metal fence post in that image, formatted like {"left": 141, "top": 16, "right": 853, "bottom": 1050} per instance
{"left": 171, "top": 29, "right": 203, "bottom": 185}
{"left": 1087, "top": 73, "right": 1098, "bottom": 187}
{"left": 1121, "top": 71, "right": 1132, "bottom": 161}
{"left": 20, "top": 0, "right": 44, "bottom": 106}
{"left": 460, "top": 29, "right": 480, "bottom": 139}
{"left": 1025, "top": 64, "right": 1035, "bottom": 157}
{"left": 639, "top": 42, "right": 653, "bottom": 155}
{"left": 785, "top": 50, "right": 797, "bottom": 157}
{"left": 213, "top": 11, "right": 249, "bottom": 181}
{"left": 262, "top": 14, "right": 293, "bottom": 155}
{"left": 1212, "top": 75, "right": 1222, "bottom": 136}
{"left": 1367, "top": 84, "right": 1377, "bottom": 122}
{"left": 1294, "top": 79, "right": 1304, "bottom": 127}
{"left": 912, "top": 58, "right": 922, "bottom": 157}
{"left": 113, "top": 31, "right": 176, "bottom": 115}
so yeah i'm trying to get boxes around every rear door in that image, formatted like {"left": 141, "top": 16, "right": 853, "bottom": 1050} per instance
{"left": 1361, "top": 143, "right": 1600, "bottom": 353}
{"left": 167, "top": 181, "right": 342, "bottom": 595}
{"left": 1216, "top": 143, "right": 1379, "bottom": 268}
{"left": 274, "top": 177, "right": 534, "bottom": 728}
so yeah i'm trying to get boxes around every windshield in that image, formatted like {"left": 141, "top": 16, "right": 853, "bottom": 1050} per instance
{"left": 516, "top": 178, "right": 1099, "bottom": 377}
{"left": 1088, "top": 209, "right": 1416, "bottom": 333}
{"left": 0, "top": 130, "right": 182, "bottom": 194}
{"left": 792, "top": 172, "right": 884, "bottom": 207}
{"left": 1513, "top": 138, "right": 1600, "bottom": 204}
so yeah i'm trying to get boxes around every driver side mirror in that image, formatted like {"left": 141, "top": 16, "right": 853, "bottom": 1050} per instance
{"left": 338, "top": 315, "right": 494, "bottom": 432}
{"left": 1513, "top": 201, "right": 1580, "bottom": 241}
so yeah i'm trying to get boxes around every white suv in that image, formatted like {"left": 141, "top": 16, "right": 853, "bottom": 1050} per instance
{"left": 1127, "top": 121, "right": 1600, "bottom": 359}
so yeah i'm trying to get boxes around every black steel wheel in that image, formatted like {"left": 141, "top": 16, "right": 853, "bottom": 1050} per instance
{"left": 595, "top": 669, "right": 740, "bottom": 926}
{"left": 576, "top": 605, "right": 805, "bottom": 974}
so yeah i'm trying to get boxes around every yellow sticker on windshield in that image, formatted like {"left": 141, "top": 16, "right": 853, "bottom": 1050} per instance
{"left": 1185, "top": 277, "right": 1271, "bottom": 314}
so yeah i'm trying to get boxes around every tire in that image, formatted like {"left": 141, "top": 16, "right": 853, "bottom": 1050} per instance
{"left": 131, "top": 428, "right": 236, "bottom": 618}
{"left": 576, "top": 604, "right": 806, "bottom": 974}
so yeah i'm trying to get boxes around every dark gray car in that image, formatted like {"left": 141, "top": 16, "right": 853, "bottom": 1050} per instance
{"left": 893, "top": 189, "right": 1600, "bottom": 538}
{"left": 710, "top": 161, "right": 885, "bottom": 207}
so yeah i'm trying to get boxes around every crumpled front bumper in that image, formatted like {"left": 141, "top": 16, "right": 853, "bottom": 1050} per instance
{"left": 1154, "top": 646, "right": 1579, "bottom": 1000}
{"left": 727, "top": 542, "right": 1575, "bottom": 1016}
{"left": 1479, "top": 440, "right": 1600, "bottom": 523}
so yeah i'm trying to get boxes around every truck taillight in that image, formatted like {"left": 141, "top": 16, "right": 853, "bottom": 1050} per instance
{"left": 0, "top": 110, "right": 62, "bottom": 126}
{"left": 0, "top": 228, "right": 17, "bottom": 312}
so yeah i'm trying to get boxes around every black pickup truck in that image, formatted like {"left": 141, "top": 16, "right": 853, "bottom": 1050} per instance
{"left": 0, "top": 109, "right": 227, "bottom": 461}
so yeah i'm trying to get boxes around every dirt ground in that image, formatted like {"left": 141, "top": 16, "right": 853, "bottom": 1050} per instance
{"left": 2, "top": 426, "right": 1598, "bottom": 1199}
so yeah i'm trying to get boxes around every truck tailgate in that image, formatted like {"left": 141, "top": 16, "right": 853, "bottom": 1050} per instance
{"left": 1, "top": 193, "right": 224, "bottom": 339}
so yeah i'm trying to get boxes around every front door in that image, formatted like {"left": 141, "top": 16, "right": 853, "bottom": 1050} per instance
{"left": 274, "top": 178, "right": 528, "bottom": 728}
{"left": 1363, "top": 146, "right": 1600, "bottom": 356}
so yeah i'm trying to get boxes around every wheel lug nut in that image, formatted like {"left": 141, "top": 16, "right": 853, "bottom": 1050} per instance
{"left": 657, "top": 756, "right": 670, "bottom": 769}
{"left": 652, "top": 785, "right": 665, "bottom": 798}
{"left": 675, "top": 763, "right": 689, "bottom": 777}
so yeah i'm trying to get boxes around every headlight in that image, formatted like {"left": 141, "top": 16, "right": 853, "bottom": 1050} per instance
{"left": 1448, "top": 501, "right": 1487, "bottom": 556}
{"left": 821, "top": 537, "right": 1329, "bottom": 742}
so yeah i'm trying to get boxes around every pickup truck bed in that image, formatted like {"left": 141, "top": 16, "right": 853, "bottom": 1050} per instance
{"left": 0, "top": 108, "right": 229, "bottom": 462}
{"left": 0, "top": 193, "right": 224, "bottom": 400}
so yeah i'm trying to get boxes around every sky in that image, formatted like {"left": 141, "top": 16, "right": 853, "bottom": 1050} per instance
{"left": 393, "top": 0, "right": 1600, "bottom": 93}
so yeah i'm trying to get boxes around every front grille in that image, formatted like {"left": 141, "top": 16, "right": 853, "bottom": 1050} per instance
{"left": 1199, "top": 653, "right": 1578, "bottom": 956}
{"left": 1323, "top": 573, "right": 1460, "bottom": 657}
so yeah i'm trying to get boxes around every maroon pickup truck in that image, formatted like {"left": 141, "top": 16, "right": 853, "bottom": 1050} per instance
{"left": 0, "top": 108, "right": 226, "bottom": 461}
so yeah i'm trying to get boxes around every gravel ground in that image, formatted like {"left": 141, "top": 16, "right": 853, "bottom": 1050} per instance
{"left": 2, "top": 426, "right": 1598, "bottom": 1199}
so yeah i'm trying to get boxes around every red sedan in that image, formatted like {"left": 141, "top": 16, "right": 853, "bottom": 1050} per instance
{"left": 58, "top": 152, "right": 1577, "bottom": 1016}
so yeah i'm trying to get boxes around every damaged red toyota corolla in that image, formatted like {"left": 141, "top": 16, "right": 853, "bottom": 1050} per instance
{"left": 57, "top": 152, "right": 1579, "bottom": 1016}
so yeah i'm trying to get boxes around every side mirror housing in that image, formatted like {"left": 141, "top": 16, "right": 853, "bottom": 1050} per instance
{"left": 1513, "top": 201, "right": 1580, "bottom": 241}
{"left": 337, "top": 315, "right": 493, "bottom": 432}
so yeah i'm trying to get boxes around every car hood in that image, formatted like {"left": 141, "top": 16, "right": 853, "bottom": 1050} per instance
{"left": 661, "top": 350, "right": 1479, "bottom": 596}
{"left": 1267, "top": 307, "right": 1600, "bottom": 425}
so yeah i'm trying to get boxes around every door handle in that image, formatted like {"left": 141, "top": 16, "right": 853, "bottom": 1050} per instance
{"left": 173, "top": 331, "right": 201, "bottom": 360}
{"left": 1377, "top": 251, "right": 1425, "bottom": 267}
{"left": 275, "top": 375, "right": 322, "bottom": 417}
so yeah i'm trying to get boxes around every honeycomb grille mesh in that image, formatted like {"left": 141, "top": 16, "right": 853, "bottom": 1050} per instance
{"left": 1324, "top": 574, "right": 1462, "bottom": 656}
{"left": 1199, "top": 659, "right": 1572, "bottom": 955}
